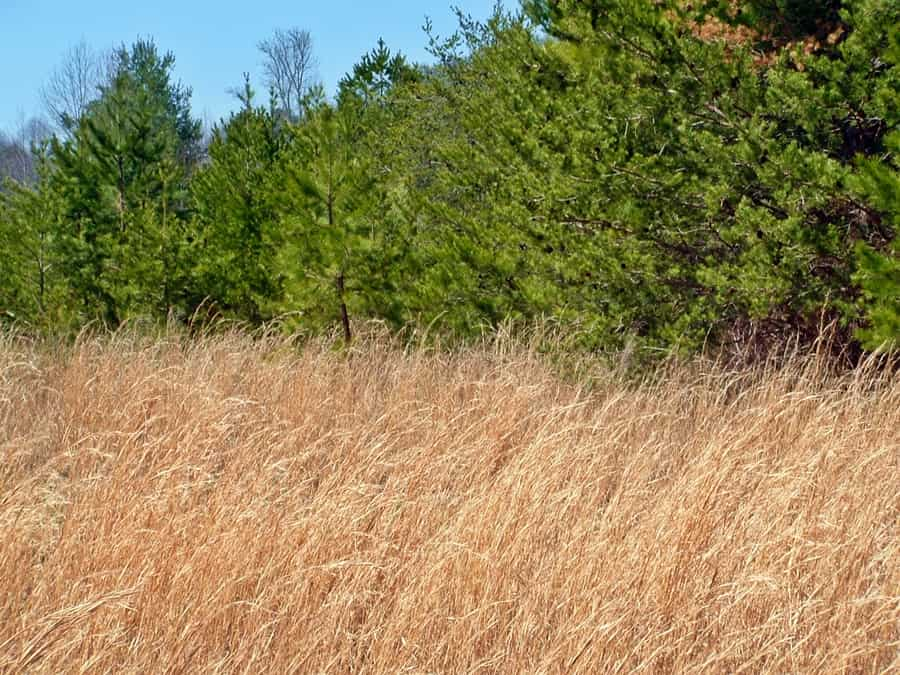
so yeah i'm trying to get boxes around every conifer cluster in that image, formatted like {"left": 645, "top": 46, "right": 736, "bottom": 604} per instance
{"left": 1, "top": 1, "right": 897, "bottom": 359}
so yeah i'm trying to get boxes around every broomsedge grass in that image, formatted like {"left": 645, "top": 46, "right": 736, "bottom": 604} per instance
{"left": 0, "top": 328, "right": 897, "bottom": 673}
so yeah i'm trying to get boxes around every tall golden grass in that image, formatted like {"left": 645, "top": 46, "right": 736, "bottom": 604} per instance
{"left": 0, "top": 329, "right": 897, "bottom": 673}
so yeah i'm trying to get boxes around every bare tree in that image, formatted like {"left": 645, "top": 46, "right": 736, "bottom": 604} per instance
{"left": 0, "top": 117, "right": 53, "bottom": 185}
{"left": 0, "top": 131, "right": 25, "bottom": 184}
{"left": 41, "top": 40, "right": 109, "bottom": 134}
{"left": 258, "top": 28, "right": 319, "bottom": 119}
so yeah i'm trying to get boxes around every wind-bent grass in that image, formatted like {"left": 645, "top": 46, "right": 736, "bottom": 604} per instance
{"left": 0, "top": 330, "right": 897, "bottom": 673}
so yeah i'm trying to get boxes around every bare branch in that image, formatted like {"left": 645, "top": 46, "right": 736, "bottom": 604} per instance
{"left": 0, "top": 116, "right": 52, "bottom": 184}
{"left": 258, "top": 28, "right": 319, "bottom": 119}
{"left": 41, "top": 41, "right": 110, "bottom": 135}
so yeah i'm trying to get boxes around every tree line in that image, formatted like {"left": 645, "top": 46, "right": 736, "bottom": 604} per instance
{"left": 1, "top": 0, "right": 898, "bottom": 361}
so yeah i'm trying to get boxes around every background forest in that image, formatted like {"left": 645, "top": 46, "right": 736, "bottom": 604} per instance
{"left": 1, "top": 0, "right": 898, "bottom": 361}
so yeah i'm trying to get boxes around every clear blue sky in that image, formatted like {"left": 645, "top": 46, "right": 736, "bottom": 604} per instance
{"left": 0, "top": 0, "right": 507, "bottom": 132}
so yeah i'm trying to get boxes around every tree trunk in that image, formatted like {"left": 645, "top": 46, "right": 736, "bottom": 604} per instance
{"left": 327, "top": 190, "right": 350, "bottom": 343}
{"left": 38, "top": 231, "right": 46, "bottom": 313}
{"left": 117, "top": 154, "right": 126, "bottom": 232}
{"left": 336, "top": 271, "right": 351, "bottom": 344}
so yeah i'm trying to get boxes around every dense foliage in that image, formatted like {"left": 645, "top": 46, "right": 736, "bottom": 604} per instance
{"left": 1, "top": 0, "right": 898, "bottom": 359}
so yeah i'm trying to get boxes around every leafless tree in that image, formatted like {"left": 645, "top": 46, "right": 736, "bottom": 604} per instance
{"left": 0, "top": 117, "right": 53, "bottom": 185}
{"left": 0, "top": 132, "right": 26, "bottom": 184}
{"left": 258, "top": 28, "right": 319, "bottom": 119}
{"left": 41, "top": 41, "right": 111, "bottom": 135}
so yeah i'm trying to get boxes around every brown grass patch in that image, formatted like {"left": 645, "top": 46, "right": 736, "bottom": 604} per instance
{"left": 1, "top": 330, "right": 897, "bottom": 672}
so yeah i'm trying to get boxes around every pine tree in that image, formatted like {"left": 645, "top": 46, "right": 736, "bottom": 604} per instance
{"left": 276, "top": 92, "right": 381, "bottom": 342}
{"left": 853, "top": 133, "right": 900, "bottom": 350}
{"left": 337, "top": 38, "right": 418, "bottom": 110}
{"left": 333, "top": 41, "right": 424, "bottom": 329}
{"left": 459, "top": 0, "right": 899, "bottom": 355}
{"left": 50, "top": 38, "right": 201, "bottom": 324}
{"left": 0, "top": 145, "right": 74, "bottom": 329}
{"left": 191, "top": 77, "right": 285, "bottom": 322}
{"left": 392, "top": 11, "right": 573, "bottom": 336}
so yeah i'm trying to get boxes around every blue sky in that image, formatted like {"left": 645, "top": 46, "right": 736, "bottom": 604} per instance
{"left": 0, "top": 0, "right": 507, "bottom": 132}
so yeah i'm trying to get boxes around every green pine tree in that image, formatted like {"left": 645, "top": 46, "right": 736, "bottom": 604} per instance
{"left": 276, "top": 92, "right": 381, "bottom": 342}
{"left": 853, "top": 131, "right": 900, "bottom": 349}
{"left": 0, "top": 144, "right": 76, "bottom": 329}
{"left": 50, "top": 38, "right": 201, "bottom": 325}
{"left": 191, "top": 77, "right": 285, "bottom": 323}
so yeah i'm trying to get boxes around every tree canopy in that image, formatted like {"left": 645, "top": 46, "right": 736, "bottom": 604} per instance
{"left": 1, "top": 2, "right": 898, "bottom": 362}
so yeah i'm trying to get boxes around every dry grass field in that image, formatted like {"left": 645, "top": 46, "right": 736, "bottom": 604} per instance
{"left": 0, "top": 329, "right": 898, "bottom": 673}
